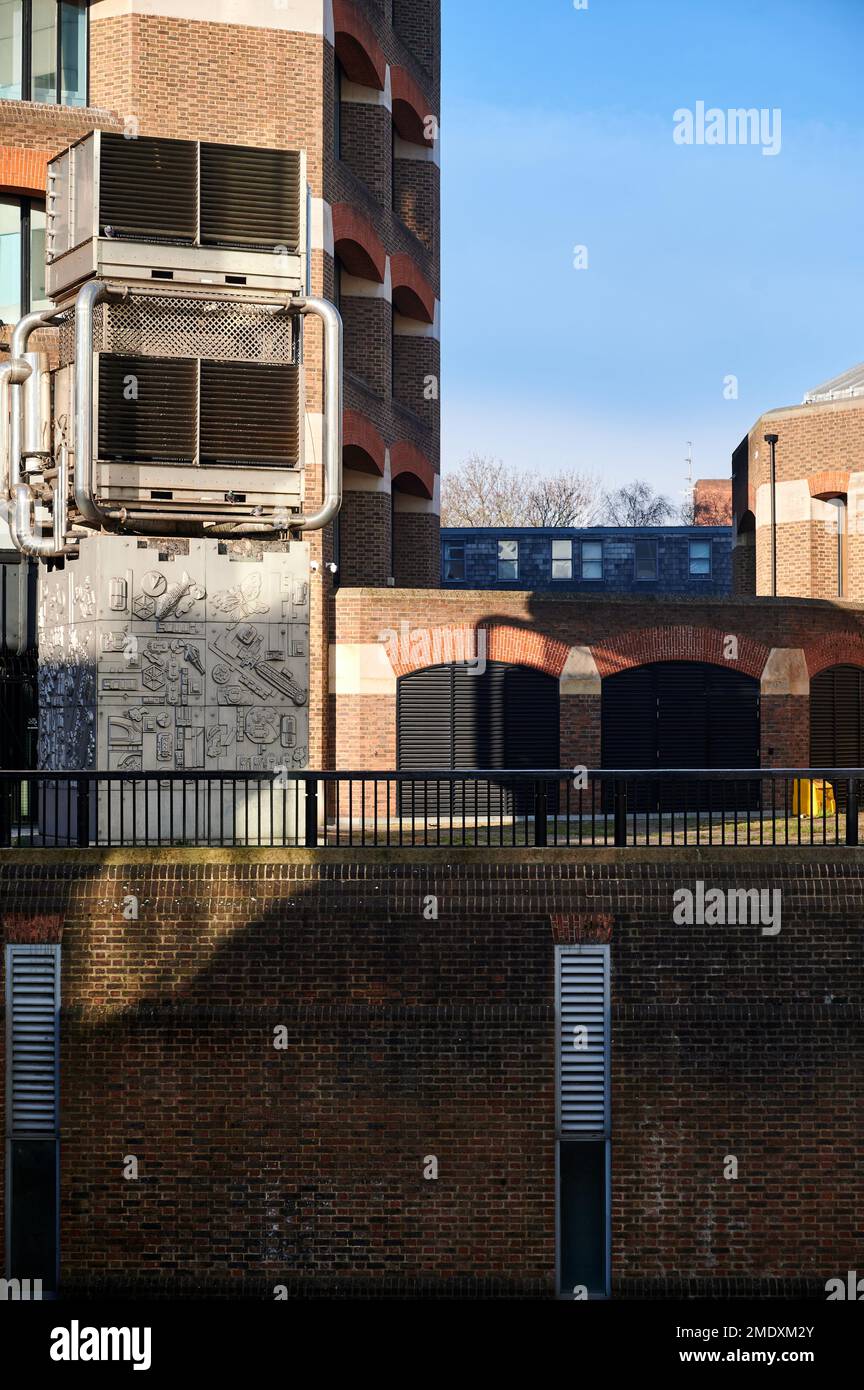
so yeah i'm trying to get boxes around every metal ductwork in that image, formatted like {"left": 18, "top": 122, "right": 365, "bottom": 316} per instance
{"left": 5, "top": 134, "right": 342, "bottom": 555}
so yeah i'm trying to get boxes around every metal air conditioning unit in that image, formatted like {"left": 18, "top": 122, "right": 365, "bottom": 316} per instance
{"left": 51, "top": 344, "right": 303, "bottom": 533}
{"left": 46, "top": 133, "right": 307, "bottom": 302}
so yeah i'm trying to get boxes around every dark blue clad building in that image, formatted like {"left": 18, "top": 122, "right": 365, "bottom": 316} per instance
{"left": 441, "top": 527, "right": 733, "bottom": 596}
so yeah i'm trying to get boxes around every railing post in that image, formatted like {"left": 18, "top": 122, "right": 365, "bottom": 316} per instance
{"left": 304, "top": 778, "right": 319, "bottom": 848}
{"left": 613, "top": 779, "right": 628, "bottom": 848}
{"left": 0, "top": 778, "right": 12, "bottom": 848}
{"left": 846, "top": 777, "right": 859, "bottom": 846}
{"left": 76, "top": 778, "right": 90, "bottom": 848}
{"left": 534, "top": 779, "right": 548, "bottom": 847}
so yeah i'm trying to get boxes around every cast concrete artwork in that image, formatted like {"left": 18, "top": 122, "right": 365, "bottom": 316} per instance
{"left": 37, "top": 536, "right": 310, "bottom": 843}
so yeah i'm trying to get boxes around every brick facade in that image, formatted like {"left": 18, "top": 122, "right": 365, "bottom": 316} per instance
{"left": 733, "top": 398, "right": 864, "bottom": 600}
{"left": 333, "top": 587, "right": 864, "bottom": 771}
{"left": 1, "top": 846, "right": 860, "bottom": 1297}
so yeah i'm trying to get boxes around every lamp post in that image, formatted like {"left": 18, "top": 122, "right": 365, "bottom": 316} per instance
{"left": 765, "top": 433, "right": 779, "bottom": 596}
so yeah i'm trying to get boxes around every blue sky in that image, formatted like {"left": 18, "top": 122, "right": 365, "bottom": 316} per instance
{"left": 441, "top": 0, "right": 864, "bottom": 503}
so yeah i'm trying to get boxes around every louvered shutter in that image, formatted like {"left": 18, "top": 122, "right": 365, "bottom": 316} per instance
{"left": 98, "top": 354, "right": 198, "bottom": 463}
{"left": 99, "top": 133, "right": 198, "bottom": 243}
{"left": 6, "top": 944, "right": 61, "bottom": 1135}
{"left": 810, "top": 665, "right": 864, "bottom": 810}
{"left": 557, "top": 946, "right": 610, "bottom": 1138}
{"left": 199, "top": 361, "right": 300, "bottom": 467}
{"left": 199, "top": 144, "right": 302, "bottom": 250}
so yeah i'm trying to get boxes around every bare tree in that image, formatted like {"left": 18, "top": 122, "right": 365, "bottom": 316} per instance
{"left": 441, "top": 456, "right": 601, "bottom": 527}
{"left": 524, "top": 471, "right": 601, "bottom": 527}
{"left": 440, "top": 455, "right": 526, "bottom": 527}
{"left": 602, "top": 479, "right": 675, "bottom": 526}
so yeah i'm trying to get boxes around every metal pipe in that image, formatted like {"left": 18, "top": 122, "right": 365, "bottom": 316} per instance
{"left": 9, "top": 311, "right": 57, "bottom": 489}
{"left": 74, "top": 279, "right": 128, "bottom": 527}
{"left": 289, "top": 296, "right": 343, "bottom": 533}
{"left": 13, "top": 444, "right": 69, "bottom": 558}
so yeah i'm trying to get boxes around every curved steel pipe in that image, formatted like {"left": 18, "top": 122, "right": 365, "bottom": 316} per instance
{"left": 290, "top": 296, "right": 343, "bottom": 533}
{"left": 13, "top": 444, "right": 69, "bottom": 558}
{"left": 74, "top": 280, "right": 129, "bottom": 528}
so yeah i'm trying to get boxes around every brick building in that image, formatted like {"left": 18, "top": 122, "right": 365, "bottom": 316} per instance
{"left": 1, "top": 1, "right": 862, "bottom": 1307}
{"left": 0, "top": 0, "right": 441, "bottom": 773}
{"left": 441, "top": 526, "right": 733, "bottom": 596}
{"left": 732, "top": 365, "right": 864, "bottom": 603}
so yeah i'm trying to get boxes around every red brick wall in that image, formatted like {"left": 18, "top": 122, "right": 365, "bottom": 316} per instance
{"left": 2, "top": 847, "right": 861, "bottom": 1297}
{"left": 334, "top": 589, "right": 864, "bottom": 769}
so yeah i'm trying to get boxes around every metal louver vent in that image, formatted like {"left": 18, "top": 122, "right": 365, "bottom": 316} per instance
{"left": 200, "top": 144, "right": 301, "bottom": 250}
{"left": 99, "top": 133, "right": 198, "bottom": 243}
{"left": 98, "top": 355, "right": 198, "bottom": 463}
{"left": 199, "top": 361, "right": 300, "bottom": 467}
{"left": 558, "top": 946, "right": 609, "bottom": 1137}
{"left": 6, "top": 944, "right": 60, "bottom": 1134}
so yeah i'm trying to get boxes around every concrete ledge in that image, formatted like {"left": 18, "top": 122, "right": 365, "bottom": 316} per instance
{"left": 3, "top": 845, "right": 864, "bottom": 867}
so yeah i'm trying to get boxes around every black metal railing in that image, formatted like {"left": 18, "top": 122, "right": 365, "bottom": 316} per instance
{"left": 0, "top": 768, "right": 861, "bottom": 849}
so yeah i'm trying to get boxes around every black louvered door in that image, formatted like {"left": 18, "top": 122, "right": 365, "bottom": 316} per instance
{"left": 397, "top": 662, "right": 560, "bottom": 815}
{"left": 602, "top": 662, "right": 760, "bottom": 811}
{"left": 810, "top": 665, "right": 864, "bottom": 808}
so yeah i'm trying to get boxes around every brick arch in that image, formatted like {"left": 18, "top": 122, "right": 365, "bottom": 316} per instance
{"left": 390, "top": 65, "right": 436, "bottom": 146}
{"left": 387, "top": 623, "right": 571, "bottom": 680}
{"left": 592, "top": 626, "right": 771, "bottom": 681}
{"left": 390, "top": 440, "right": 435, "bottom": 499}
{"left": 333, "top": 0, "right": 386, "bottom": 89}
{"left": 805, "top": 634, "right": 864, "bottom": 677}
{"left": 343, "top": 409, "right": 386, "bottom": 477}
{"left": 809, "top": 469, "right": 850, "bottom": 500}
{"left": 390, "top": 252, "right": 436, "bottom": 323}
{"left": 332, "top": 203, "right": 386, "bottom": 283}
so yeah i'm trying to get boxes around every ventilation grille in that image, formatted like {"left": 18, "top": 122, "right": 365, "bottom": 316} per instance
{"left": 200, "top": 361, "right": 300, "bottom": 467}
{"left": 57, "top": 297, "right": 298, "bottom": 367}
{"left": 97, "top": 136, "right": 301, "bottom": 251}
{"left": 96, "top": 355, "right": 300, "bottom": 467}
{"left": 200, "top": 144, "right": 302, "bottom": 251}
{"left": 558, "top": 947, "right": 609, "bottom": 1137}
{"left": 98, "top": 355, "right": 197, "bottom": 463}
{"left": 7, "top": 945, "right": 60, "bottom": 1134}
{"left": 99, "top": 133, "right": 198, "bottom": 243}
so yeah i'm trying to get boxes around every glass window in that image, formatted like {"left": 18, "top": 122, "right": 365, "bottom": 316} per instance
{"left": 689, "top": 539, "right": 711, "bottom": 576}
{"left": 551, "top": 538, "right": 573, "bottom": 580}
{"left": 0, "top": 0, "right": 86, "bottom": 105}
{"left": 444, "top": 543, "right": 465, "bottom": 582}
{"left": 59, "top": 1, "right": 87, "bottom": 106}
{"left": 581, "top": 540, "right": 603, "bottom": 581}
{"left": 635, "top": 539, "right": 657, "bottom": 581}
{"left": 0, "top": 196, "right": 22, "bottom": 323}
{"left": 0, "top": 196, "right": 47, "bottom": 324}
{"left": 31, "top": 0, "right": 55, "bottom": 102}
{"left": 29, "top": 200, "right": 48, "bottom": 308}
{"left": 497, "top": 538, "right": 518, "bottom": 581}
{"left": 0, "top": 0, "right": 23, "bottom": 99}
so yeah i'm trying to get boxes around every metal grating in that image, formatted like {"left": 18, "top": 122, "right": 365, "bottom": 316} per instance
{"left": 199, "top": 360, "right": 300, "bottom": 467}
{"left": 200, "top": 144, "right": 302, "bottom": 250}
{"left": 57, "top": 297, "right": 298, "bottom": 368}
{"left": 99, "top": 133, "right": 198, "bottom": 243}
{"left": 98, "top": 355, "right": 198, "bottom": 463}
{"left": 6, "top": 944, "right": 61, "bottom": 1134}
{"left": 558, "top": 947, "right": 609, "bottom": 1137}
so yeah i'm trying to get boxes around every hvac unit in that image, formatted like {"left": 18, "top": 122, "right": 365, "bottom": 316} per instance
{"left": 51, "top": 322, "right": 304, "bottom": 531}
{"left": 46, "top": 133, "right": 307, "bottom": 302}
